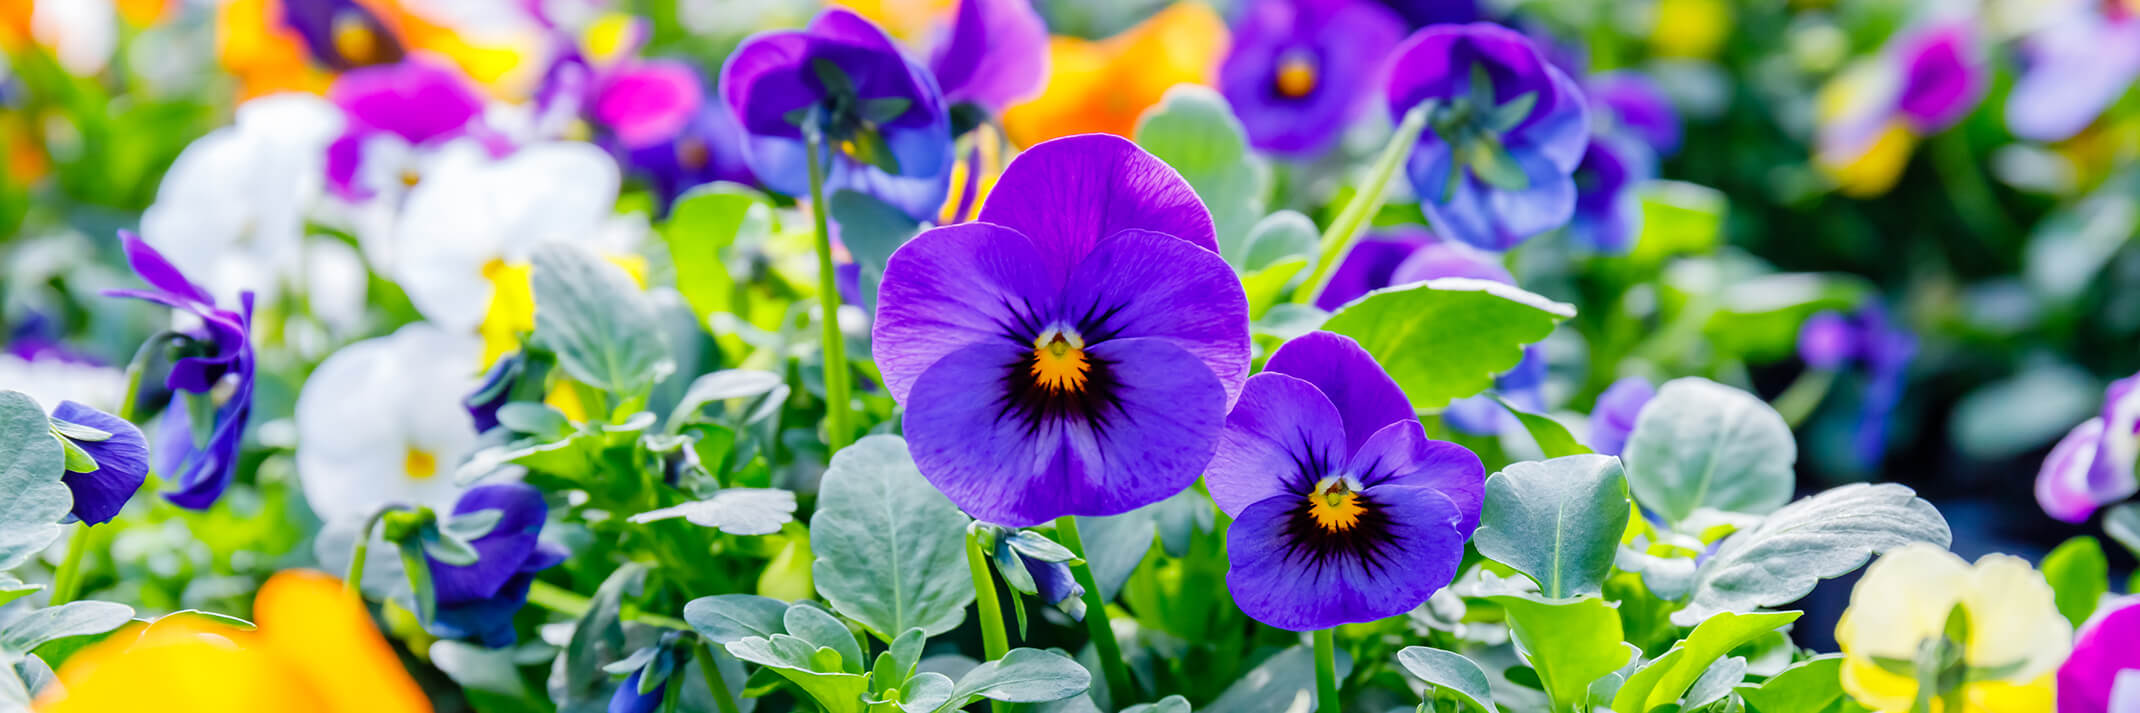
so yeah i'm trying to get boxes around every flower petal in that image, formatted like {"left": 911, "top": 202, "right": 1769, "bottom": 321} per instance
{"left": 1059, "top": 228, "right": 1249, "bottom": 402}
{"left": 1206, "top": 372, "right": 1348, "bottom": 517}
{"left": 873, "top": 221, "right": 1063, "bottom": 403}
{"left": 1224, "top": 483, "right": 1464, "bottom": 630}
{"left": 1262, "top": 331, "right": 1414, "bottom": 453}
{"left": 929, "top": 0, "right": 1051, "bottom": 112}
{"left": 979, "top": 134, "right": 1218, "bottom": 278}
{"left": 430, "top": 482, "right": 548, "bottom": 604}
{"left": 51, "top": 401, "right": 149, "bottom": 525}
{"left": 2036, "top": 418, "right": 2106, "bottom": 524}
{"left": 1347, "top": 420, "right": 1483, "bottom": 533}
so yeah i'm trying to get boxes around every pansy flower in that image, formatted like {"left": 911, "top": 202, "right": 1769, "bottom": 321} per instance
{"left": 873, "top": 134, "right": 1250, "bottom": 527}
{"left": 1837, "top": 544, "right": 2069, "bottom": 713}
{"left": 1566, "top": 133, "right": 1655, "bottom": 254}
{"left": 1314, "top": 225, "right": 1436, "bottom": 310}
{"left": 2060, "top": 596, "right": 2140, "bottom": 713}
{"left": 1207, "top": 331, "right": 1484, "bottom": 631}
{"left": 1587, "top": 71, "right": 1680, "bottom": 157}
{"left": 1218, "top": 0, "right": 1405, "bottom": 157}
{"left": 324, "top": 58, "right": 492, "bottom": 204}
{"left": 720, "top": 8, "right": 955, "bottom": 222}
{"left": 1796, "top": 305, "right": 1915, "bottom": 468}
{"left": 0, "top": 317, "right": 124, "bottom": 412}
{"left": 296, "top": 323, "right": 482, "bottom": 524}
{"left": 425, "top": 482, "right": 565, "bottom": 648}
{"left": 1444, "top": 345, "right": 1546, "bottom": 437}
{"left": 1815, "top": 21, "right": 1987, "bottom": 197}
{"left": 48, "top": 401, "right": 150, "bottom": 526}
{"left": 104, "top": 231, "right": 257, "bottom": 511}
{"left": 2006, "top": 9, "right": 2140, "bottom": 143}
{"left": 1001, "top": 3, "right": 1228, "bottom": 146}
{"left": 2038, "top": 372, "right": 2140, "bottom": 523}
{"left": 1585, "top": 376, "right": 1655, "bottom": 456}
{"left": 1385, "top": 23, "right": 1590, "bottom": 251}
{"left": 927, "top": 0, "right": 1050, "bottom": 119}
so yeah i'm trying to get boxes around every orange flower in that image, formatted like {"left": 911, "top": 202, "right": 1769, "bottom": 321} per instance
{"left": 1001, "top": 3, "right": 1227, "bottom": 147}
{"left": 36, "top": 570, "right": 432, "bottom": 713}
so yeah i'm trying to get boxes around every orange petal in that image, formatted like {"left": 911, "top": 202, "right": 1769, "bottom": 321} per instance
{"left": 1001, "top": 4, "right": 1228, "bottom": 146}
{"left": 253, "top": 570, "right": 434, "bottom": 713}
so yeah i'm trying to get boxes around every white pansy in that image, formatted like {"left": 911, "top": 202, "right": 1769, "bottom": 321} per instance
{"left": 30, "top": 0, "right": 116, "bottom": 75}
{"left": 390, "top": 140, "right": 627, "bottom": 332}
{"left": 0, "top": 354, "right": 123, "bottom": 412}
{"left": 295, "top": 323, "right": 482, "bottom": 524}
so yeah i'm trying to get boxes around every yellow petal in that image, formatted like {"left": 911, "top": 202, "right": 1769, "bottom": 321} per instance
{"left": 253, "top": 570, "right": 434, "bottom": 713}
{"left": 1652, "top": 0, "right": 1733, "bottom": 58}
{"left": 1958, "top": 554, "right": 2071, "bottom": 679}
{"left": 1965, "top": 673, "right": 2055, "bottom": 713}
{"left": 1818, "top": 120, "right": 1917, "bottom": 198}
{"left": 831, "top": 0, "right": 953, "bottom": 41}
{"left": 1838, "top": 542, "right": 1967, "bottom": 660}
{"left": 1840, "top": 655, "right": 1921, "bottom": 713}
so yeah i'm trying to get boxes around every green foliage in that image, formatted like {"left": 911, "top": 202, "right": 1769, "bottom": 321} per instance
{"left": 810, "top": 436, "right": 976, "bottom": 641}
{"left": 2041, "top": 536, "right": 2108, "bottom": 629}
{"left": 1133, "top": 86, "right": 1270, "bottom": 264}
{"left": 1396, "top": 647, "right": 1496, "bottom": 713}
{"left": 1738, "top": 657, "right": 1848, "bottom": 713}
{"left": 1623, "top": 378, "right": 1796, "bottom": 525}
{"left": 1475, "top": 455, "right": 1630, "bottom": 599}
{"left": 1674, "top": 484, "right": 1950, "bottom": 625}
{"left": 1322, "top": 280, "right": 1574, "bottom": 410}
{"left": 0, "top": 391, "right": 70, "bottom": 572}
{"left": 1491, "top": 595, "right": 1632, "bottom": 713}
{"left": 532, "top": 244, "right": 677, "bottom": 398}
{"left": 1612, "top": 611, "right": 1801, "bottom": 713}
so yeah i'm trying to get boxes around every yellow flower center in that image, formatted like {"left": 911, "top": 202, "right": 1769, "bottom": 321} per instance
{"left": 402, "top": 447, "right": 438, "bottom": 480}
{"left": 331, "top": 13, "right": 382, "bottom": 65}
{"left": 1275, "top": 51, "right": 1318, "bottom": 99}
{"left": 1030, "top": 331, "right": 1090, "bottom": 393}
{"left": 1306, "top": 476, "right": 1366, "bottom": 532}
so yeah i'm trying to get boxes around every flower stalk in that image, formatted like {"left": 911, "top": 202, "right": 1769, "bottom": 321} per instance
{"left": 1296, "top": 103, "right": 1431, "bottom": 307}
{"left": 1314, "top": 628, "right": 1340, "bottom": 713}
{"left": 804, "top": 125, "right": 857, "bottom": 452}
{"left": 1055, "top": 515, "right": 1136, "bottom": 707}
{"left": 965, "top": 526, "right": 1012, "bottom": 713}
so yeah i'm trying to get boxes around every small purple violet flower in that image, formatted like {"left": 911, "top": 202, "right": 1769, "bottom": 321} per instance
{"left": 1586, "top": 71, "right": 1680, "bottom": 157}
{"left": 1218, "top": 0, "right": 1406, "bottom": 157}
{"left": 1314, "top": 226, "right": 1436, "bottom": 311}
{"left": 873, "top": 134, "right": 1250, "bottom": 527}
{"left": 1566, "top": 133, "right": 1654, "bottom": 254}
{"left": 1385, "top": 22, "right": 1590, "bottom": 252}
{"left": 720, "top": 8, "right": 955, "bottom": 222}
{"left": 2036, "top": 418, "right": 2109, "bottom": 524}
{"left": 426, "top": 482, "right": 565, "bottom": 648}
{"left": 49, "top": 401, "right": 150, "bottom": 525}
{"left": 277, "top": 0, "right": 405, "bottom": 71}
{"left": 1585, "top": 376, "right": 1655, "bottom": 456}
{"left": 1795, "top": 306, "right": 1915, "bottom": 468}
{"left": 103, "top": 231, "right": 257, "bottom": 511}
{"left": 1207, "top": 331, "right": 1484, "bottom": 631}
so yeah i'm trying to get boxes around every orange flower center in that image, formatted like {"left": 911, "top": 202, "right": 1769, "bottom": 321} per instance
{"left": 1275, "top": 51, "right": 1318, "bottom": 99}
{"left": 1306, "top": 475, "right": 1365, "bottom": 532}
{"left": 1029, "top": 331, "right": 1090, "bottom": 393}
{"left": 332, "top": 14, "right": 383, "bottom": 65}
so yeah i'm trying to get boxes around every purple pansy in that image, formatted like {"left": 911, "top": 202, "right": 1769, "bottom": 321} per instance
{"left": 927, "top": 0, "right": 1050, "bottom": 116}
{"left": 277, "top": 0, "right": 404, "bottom": 71}
{"left": 1795, "top": 306, "right": 1915, "bottom": 468}
{"left": 2036, "top": 418, "right": 2108, "bottom": 524}
{"left": 1566, "top": 133, "right": 1653, "bottom": 254}
{"left": 324, "top": 59, "right": 491, "bottom": 201}
{"left": 1443, "top": 345, "right": 1545, "bottom": 436}
{"left": 2060, "top": 596, "right": 2140, "bottom": 713}
{"left": 873, "top": 134, "right": 1250, "bottom": 527}
{"left": 426, "top": 482, "right": 565, "bottom": 648}
{"left": 720, "top": 8, "right": 955, "bottom": 222}
{"left": 1207, "top": 331, "right": 1483, "bottom": 631}
{"left": 2007, "top": 12, "right": 2140, "bottom": 143}
{"left": 1585, "top": 376, "right": 1654, "bottom": 456}
{"left": 1218, "top": 0, "right": 1405, "bottom": 157}
{"left": 1386, "top": 23, "right": 1590, "bottom": 251}
{"left": 1586, "top": 71, "right": 1680, "bottom": 157}
{"left": 624, "top": 100, "right": 759, "bottom": 208}
{"left": 1314, "top": 226, "right": 1436, "bottom": 311}
{"left": 2066, "top": 373, "right": 2140, "bottom": 522}
{"left": 48, "top": 401, "right": 149, "bottom": 525}
{"left": 103, "top": 231, "right": 256, "bottom": 511}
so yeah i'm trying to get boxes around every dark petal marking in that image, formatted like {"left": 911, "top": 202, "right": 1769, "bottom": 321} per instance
{"left": 1278, "top": 490, "right": 1400, "bottom": 575}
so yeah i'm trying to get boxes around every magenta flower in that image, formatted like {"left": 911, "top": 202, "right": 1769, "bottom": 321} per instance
{"left": 1891, "top": 22, "right": 1986, "bottom": 133}
{"left": 2041, "top": 373, "right": 2140, "bottom": 523}
{"left": 873, "top": 134, "right": 1250, "bottom": 526}
{"left": 1385, "top": 23, "right": 1590, "bottom": 251}
{"left": 1218, "top": 0, "right": 1406, "bottom": 157}
{"left": 2060, "top": 597, "right": 2140, "bottom": 713}
{"left": 1207, "top": 331, "right": 1483, "bottom": 631}
{"left": 103, "top": 231, "right": 256, "bottom": 510}
{"left": 324, "top": 59, "right": 492, "bottom": 201}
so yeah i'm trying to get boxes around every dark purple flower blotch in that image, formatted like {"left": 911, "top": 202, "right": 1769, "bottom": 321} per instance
{"left": 873, "top": 134, "right": 1250, "bottom": 527}
{"left": 104, "top": 231, "right": 257, "bottom": 511}
{"left": 425, "top": 482, "right": 564, "bottom": 648}
{"left": 1585, "top": 377, "right": 1654, "bottom": 456}
{"left": 720, "top": 8, "right": 955, "bottom": 222}
{"left": 278, "top": 0, "right": 404, "bottom": 71}
{"left": 1219, "top": 0, "right": 1405, "bottom": 157}
{"left": 49, "top": 401, "right": 150, "bottom": 525}
{"left": 1207, "top": 331, "right": 1483, "bottom": 631}
{"left": 1385, "top": 23, "right": 1589, "bottom": 252}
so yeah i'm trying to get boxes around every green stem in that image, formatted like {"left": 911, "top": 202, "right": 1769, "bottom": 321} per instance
{"left": 1771, "top": 368, "right": 1836, "bottom": 429}
{"left": 662, "top": 662, "right": 685, "bottom": 713}
{"left": 1294, "top": 104, "right": 1433, "bottom": 307}
{"left": 344, "top": 505, "right": 402, "bottom": 596}
{"left": 804, "top": 131, "right": 855, "bottom": 452}
{"left": 47, "top": 525, "right": 91, "bottom": 605}
{"left": 698, "top": 641, "right": 744, "bottom": 713}
{"left": 1054, "top": 515, "right": 1136, "bottom": 708}
{"left": 524, "top": 579, "right": 693, "bottom": 631}
{"left": 1313, "top": 629, "right": 1340, "bottom": 713}
{"left": 965, "top": 528, "right": 1012, "bottom": 713}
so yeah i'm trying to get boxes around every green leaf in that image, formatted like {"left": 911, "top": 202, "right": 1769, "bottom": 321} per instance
{"left": 727, "top": 633, "right": 872, "bottom": 713}
{"left": 553, "top": 564, "right": 647, "bottom": 710}
{"left": 1204, "top": 646, "right": 1351, "bottom": 713}
{"left": 531, "top": 244, "right": 675, "bottom": 396}
{"left": 1491, "top": 396, "right": 1593, "bottom": 458}
{"left": 862, "top": 97, "right": 913, "bottom": 123}
{"left": 1396, "top": 647, "right": 1496, "bottom": 713}
{"left": 2105, "top": 504, "right": 2140, "bottom": 558}
{"left": 1737, "top": 656, "right": 1845, "bottom": 713}
{"left": 1242, "top": 257, "right": 1309, "bottom": 320}
{"left": 1475, "top": 455, "right": 1630, "bottom": 599}
{"left": 811, "top": 58, "right": 856, "bottom": 97}
{"left": 630, "top": 489, "right": 797, "bottom": 536}
{"left": 1675, "top": 484, "right": 1950, "bottom": 625}
{"left": 0, "top": 574, "right": 40, "bottom": 609}
{"left": 1612, "top": 611, "right": 1800, "bottom": 713}
{"left": 668, "top": 370, "right": 785, "bottom": 429}
{"left": 2042, "top": 536, "right": 2109, "bottom": 629}
{"left": 828, "top": 189, "right": 924, "bottom": 312}
{"left": 441, "top": 508, "right": 505, "bottom": 541}
{"left": 1124, "top": 694, "right": 1192, "bottom": 713}
{"left": 785, "top": 604, "right": 865, "bottom": 674}
{"left": 1240, "top": 211, "right": 1319, "bottom": 272}
{"left": 1629, "top": 181, "right": 1727, "bottom": 263}
{"left": 0, "top": 391, "right": 70, "bottom": 571}
{"left": 1322, "top": 280, "right": 1573, "bottom": 410}
{"left": 811, "top": 436, "right": 976, "bottom": 641}
{"left": 1487, "top": 92, "right": 1539, "bottom": 133}
{"left": 0, "top": 601, "right": 134, "bottom": 659}
{"left": 497, "top": 403, "right": 572, "bottom": 438}
{"left": 1683, "top": 657, "right": 1748, "bottom": 711}
{"left": 57, "top": 435, "right": 98, "bottom": 473}
{"left": 47, "top": 418, "right": 111, "bottom": 442}
{"left": 1490, "top": 595, "right": 1632, "bottom": 713}
{"left": 1466, "top": 63, "right": 1496, "bottom": 112}
{"left": 945, "top": 648, "right": 1090, "bottom": 705}
{"left": 684, "top": 594, "right": 791, "bottom": 645}
{"left": 1133, "top": 85, "right": 1269, "bottom": 265}
{"left": 900, "top": 672, "right": 956, "bottom": 713}
{"left": 662, "top": 185, "right": 769, "bottom": 323}
{"left": 1623, "top": 378, "right": 1796, "bottom": 525}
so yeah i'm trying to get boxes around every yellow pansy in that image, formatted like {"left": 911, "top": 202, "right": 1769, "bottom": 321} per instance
{"left": 1819, "top": 120, "right": 1917, "bottom": 198}
{"left": 1001, "top": 3, "right": 1228, "bottom": 147}
{"left": 1813, "top": 61, "right": 1916, "bottom": 197}
{"left": 37, "top": 570, "right": 432, "bottom": 713}
{"left": 1835, "top": 544, "right": 2071, "bottom": 713}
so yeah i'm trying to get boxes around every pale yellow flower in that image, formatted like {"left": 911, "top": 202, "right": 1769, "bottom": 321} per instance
{"left": 1836, "top": 543, "right": 2071, "bottom": 713}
